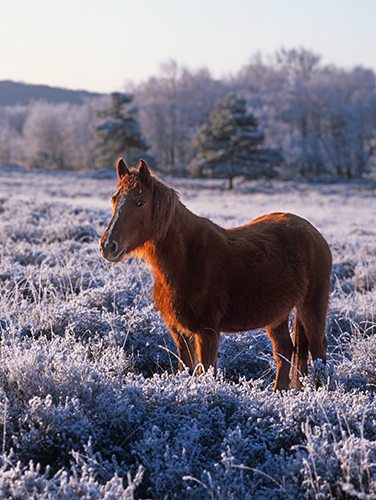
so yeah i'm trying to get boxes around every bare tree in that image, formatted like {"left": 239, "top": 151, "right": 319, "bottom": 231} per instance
{"left": 134, "top": 60, "right": 228, "bottom": 173}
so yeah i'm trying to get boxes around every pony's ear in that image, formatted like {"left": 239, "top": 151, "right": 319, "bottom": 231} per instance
{"left": 139, "top": 159, "right": 151, "bottom": 183}
{"left": 116, "top": 158, "right": 130, "bottom": 180}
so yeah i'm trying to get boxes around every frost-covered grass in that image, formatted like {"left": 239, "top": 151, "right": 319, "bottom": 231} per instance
{"left": 0, "top": 166, "right": 376, "bottom": 498}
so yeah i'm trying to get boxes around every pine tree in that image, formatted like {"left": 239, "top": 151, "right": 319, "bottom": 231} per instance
{"left": 94, "top": 92, "right": 152, "bottom": 168}
{"left": 189, "top": 94, "right": 282, "bottom": 189}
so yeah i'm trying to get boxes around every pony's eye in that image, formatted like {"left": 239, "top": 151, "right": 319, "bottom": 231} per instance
{"left": 136, "top": 199, "right": 145, "bottom": 207}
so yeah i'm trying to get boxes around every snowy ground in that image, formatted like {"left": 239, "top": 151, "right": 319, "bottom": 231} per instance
{"left": 0, "top": 165, "right": 376, "bottom": 498}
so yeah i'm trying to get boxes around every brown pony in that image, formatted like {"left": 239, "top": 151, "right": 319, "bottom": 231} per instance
{"left": 100, "top": 158, "right": 332, "bottom": 390}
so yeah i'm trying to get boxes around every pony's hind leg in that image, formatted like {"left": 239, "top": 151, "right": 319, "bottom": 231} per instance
{"left": 266, "top": 319, "right": 294, "bottom": 391}
{"left": 170, "top": 327, "right": 197, "bottom": 373}
{"left": 298, "top": 300, "right": 329, "bottom": 388}
{"left": 291, "top": 312, "right": 309, "bottom": 388}
{"left": 195, "top": 328, "right": 220, "bottom": 375}
{"left": 299, "top": 298, "right": 328, "bottom": 364}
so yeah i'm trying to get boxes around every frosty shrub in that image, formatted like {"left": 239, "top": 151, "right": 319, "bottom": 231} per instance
{"left": 0, "top": 167, "right": 376, "bottom": 498}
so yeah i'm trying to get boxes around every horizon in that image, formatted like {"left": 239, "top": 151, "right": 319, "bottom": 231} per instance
{"left": 2, "top": 0, "right": 376, "bottom": 93}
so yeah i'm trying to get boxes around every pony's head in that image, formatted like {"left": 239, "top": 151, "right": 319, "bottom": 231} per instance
{"left": 100, "top": 158, "right": 177, "bottom": 262}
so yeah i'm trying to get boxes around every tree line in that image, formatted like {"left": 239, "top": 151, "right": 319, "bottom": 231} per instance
{"left": 0, "top": 48, "right": 375, "bottom": 182}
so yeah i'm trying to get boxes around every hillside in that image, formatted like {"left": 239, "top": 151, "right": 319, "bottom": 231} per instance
{"left": 0, "top": 80, "right": 103, "bottom": 106}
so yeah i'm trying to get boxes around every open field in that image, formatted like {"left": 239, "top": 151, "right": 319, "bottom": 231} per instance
{"left": 0, "top": 166, "right": 376, "bottom": 498}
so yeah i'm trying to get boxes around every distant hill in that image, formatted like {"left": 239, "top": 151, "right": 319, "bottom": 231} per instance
{"left": 0, "top": 80, "right": 104, "bottom": 106}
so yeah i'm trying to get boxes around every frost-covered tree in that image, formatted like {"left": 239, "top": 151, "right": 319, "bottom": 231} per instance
{"left": 234, "top": 48, "right": 376, "bottom": 179}
{"left": 234, "top": 54, "right": 289, "bottom": 161}
{"left": 189, "top": 94, "right": 282, "bottom": 188}
{"left": 22, "top": 102, "right": 69, "bottom": 169}
{"left": 134, "top": 60, "right": 228, "bottom": 173}
{"left": 0, "top": 105, "right": 28, "bottom": 166}
{"left": 279, "top": 66, "right": 376, "bottom": 178}
{"left": 275, "top": 47, "right": 321, "bottom": 82}
{"left": 63, "top": 98, "right": 101, "bottom": 170}
{"left": 94, "top": 92, "right": 151, "bottom": 169}
{"left": 20, "top": 100, "right": 101, "bottom": 170}
{"left": 0, "top": 118, "right": 18, "bottom": 165}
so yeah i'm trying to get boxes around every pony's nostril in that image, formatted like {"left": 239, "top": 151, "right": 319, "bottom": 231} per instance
{"left": 108, "top": 241, "right": 118, "bottom": 254}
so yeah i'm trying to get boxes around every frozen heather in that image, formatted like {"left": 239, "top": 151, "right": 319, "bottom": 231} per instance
{"left": 0, "top": 166, "right": 375, "bottom": 499}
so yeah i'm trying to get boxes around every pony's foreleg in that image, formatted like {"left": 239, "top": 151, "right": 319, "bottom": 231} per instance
{"left": 195, "top": 328, "right": 220, "bottom": 375}
{"left": 266, "top": 319, "right": 294, "bottom": 391}
{"left": 169, "top": 327, "right": 197, "bottom": 373}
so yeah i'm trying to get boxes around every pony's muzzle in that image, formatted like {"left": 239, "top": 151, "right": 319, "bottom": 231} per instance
{"left": 107, "top": 241, "right": 118, "bottom": 254}
{"left": 100, "top": 239, "right": 120, "bottom": 261}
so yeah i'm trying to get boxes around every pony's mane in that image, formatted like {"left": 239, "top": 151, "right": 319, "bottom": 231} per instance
{"left": 150, "top": 176, "right": 179, "bottom": 241}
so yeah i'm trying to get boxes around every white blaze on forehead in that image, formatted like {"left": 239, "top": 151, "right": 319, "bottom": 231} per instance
{"left": 105, "top": 194, "right": 126, "bottom": 247}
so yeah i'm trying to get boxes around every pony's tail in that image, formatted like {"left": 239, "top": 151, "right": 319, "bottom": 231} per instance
{"left": 291, "top": 312, "right": 309, "bottom": 388}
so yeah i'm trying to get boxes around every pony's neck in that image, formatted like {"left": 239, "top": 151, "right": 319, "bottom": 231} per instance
{"left": 143, "top": 200, "right": 200, "bottom": 283}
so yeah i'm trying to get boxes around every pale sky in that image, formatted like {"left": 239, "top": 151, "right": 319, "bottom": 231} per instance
{"left": 2, "top": 0, "right": 376, "bottom": 93}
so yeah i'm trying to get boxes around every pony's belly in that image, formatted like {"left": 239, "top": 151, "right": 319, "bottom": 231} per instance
{"left": 220, "top": 321, "right": 265, "bottom": 333}
{"left": 219, "top": 298, "right": 296, "bottom": 333}
{"left": 217, "top": 306, "right": 264, "bottom": 332}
